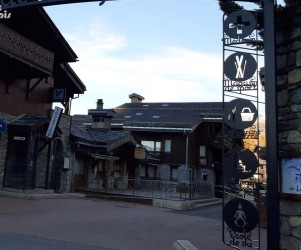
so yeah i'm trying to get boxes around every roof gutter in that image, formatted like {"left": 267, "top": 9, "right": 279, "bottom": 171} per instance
{"left": 115, "top": 125, "right": 193, "bottom": 132}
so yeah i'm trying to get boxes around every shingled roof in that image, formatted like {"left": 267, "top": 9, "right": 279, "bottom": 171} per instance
{"left": 71, "top": 115, "right": 138, "bottom": 151}
{"left": 112, "top": 102, "right": 223, "bottom": 132}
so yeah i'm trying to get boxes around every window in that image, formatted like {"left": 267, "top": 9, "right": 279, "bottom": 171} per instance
{"left": 209, "top": 124, "right": 215, "bottom": 136}
{"left": 199, "top": 145, "right": 206, "bottom": 157}
{"left": 148, "top": 166, "right": 157, "bottom": 178}
{"left": 164, "top": 140, "right": 171, "bottom": 152}
{"left": 170, "top": 166, "right": 178, "bottom": 181}
{"left": 155, "top": 142, "right": 161, "bottom": 151}
{"left": 199, "top": 145, "right": 206, "bottom": 166}
{"left": 140, "top": 164, "right": 158, "bottom": 178}
{"left": 140, "top": 165, "right": 146, "bottom": 177}
{"left": 141, "top": 140, "right": 161, "bottom": 152}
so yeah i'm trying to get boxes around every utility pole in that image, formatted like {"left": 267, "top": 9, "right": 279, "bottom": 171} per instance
{"left": 263, "top": 0, "right": 279, "bottom": 249}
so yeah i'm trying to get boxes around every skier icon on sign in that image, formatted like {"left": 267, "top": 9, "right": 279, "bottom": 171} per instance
{"left": 234, "top": 203, "right": 248, "bottom": 228}
{"left": 224, "top": 198, "right": 258, "bottom": 233}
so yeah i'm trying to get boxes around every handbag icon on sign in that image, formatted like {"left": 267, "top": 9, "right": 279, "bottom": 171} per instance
{"left": 241, "top": 107, "right": 254, "bottom": 122}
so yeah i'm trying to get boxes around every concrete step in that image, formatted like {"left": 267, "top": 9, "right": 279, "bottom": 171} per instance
{"left": 83, "top": 191, "right": 153, "bottom": 205}
{"left": 194, "top": 198, "right": 222, "bottom": 208}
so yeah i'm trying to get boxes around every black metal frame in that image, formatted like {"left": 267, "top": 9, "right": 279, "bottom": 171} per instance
{"left": 222, "top": 8, "right": 262, "bottom": 250}
{"left": 263, "top": 1, "right": 279, "bottom": 249}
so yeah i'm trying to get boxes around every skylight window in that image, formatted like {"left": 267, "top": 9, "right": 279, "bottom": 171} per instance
{"left": 124, "top": 116, "right": 132, "bottom": 119}
{"left": 143, "top": 104, "right": 149, "bottom": 107}
{"left": 152, "top": 115, "right": 160, "bottom": 119}
{"left": 162, "top": 104, "right": 169, "bottom": 107}
{"left": 135, "top": 113, "right": 143, "bottom": 116}
{"left": 82, "top": 123, "right": 92, "bottom": 126}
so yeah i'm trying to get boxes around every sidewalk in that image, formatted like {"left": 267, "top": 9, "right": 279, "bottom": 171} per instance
{"left": 0, "top": 188, "right": 222, "bottom": 210}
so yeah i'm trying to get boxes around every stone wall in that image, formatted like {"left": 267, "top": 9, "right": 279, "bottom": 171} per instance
{"left": 276, "top": 2, "right": 301, "bottom": 248}
{"left": 57, "top": 113, "right": 73, "bottom": 193}
{"left": 280, "top": 200, "right": 301, "bottom": 249}
{"left": 0, "top": 113, "right": 13, "bottom": 189}
{"left": 0, "top": 111, "right": 73, "bottom": 192}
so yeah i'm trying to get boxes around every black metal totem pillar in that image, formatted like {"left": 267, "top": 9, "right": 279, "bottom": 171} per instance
{"left": 222, "top": 8, "right": 263, "bottom": 249}
{"left": 263, "top": 0, "right": 279, "bottom": 249}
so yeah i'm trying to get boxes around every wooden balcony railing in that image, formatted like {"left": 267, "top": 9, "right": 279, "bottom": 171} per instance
{"left": 0, "top": 24, "right": 54, "bottom": 75}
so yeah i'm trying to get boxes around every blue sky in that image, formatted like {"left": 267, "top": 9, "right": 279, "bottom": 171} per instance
{"left": 45, "top": 0, "right": 264, "bottom": 115}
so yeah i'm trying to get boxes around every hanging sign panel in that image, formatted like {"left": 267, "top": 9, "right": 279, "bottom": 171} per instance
{"left": 46, "top": 106, "right": 63, "bottom": 139}
{"left": 223, "top": 146, "right": 258, "bottom": 180}
{"left": 224, "top": 52, "right": 257, "bottom": 82}
{"left": 224, "top": 98, "right": 258, "bottom": 130}
{"left": 0, "top": 119, "right": 6, "bottom": 133}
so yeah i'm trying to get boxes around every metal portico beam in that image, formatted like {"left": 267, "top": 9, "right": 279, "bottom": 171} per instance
{"left": 0, "top": 0, "right": 116, "bottom": 10}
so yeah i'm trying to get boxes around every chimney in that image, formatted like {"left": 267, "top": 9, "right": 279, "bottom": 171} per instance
{"left": 129, "top": 93, "right": 145, "bottom": 103}
{"left": 96, "top": 99, "right": 104, "bottom": 109}
{"left": 88, "top": 99, "right": 115, "bottom": 130}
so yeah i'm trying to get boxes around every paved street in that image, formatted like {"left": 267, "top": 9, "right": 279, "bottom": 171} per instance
{"left": 0, "top": 196, "right": 265, "bottom": 250}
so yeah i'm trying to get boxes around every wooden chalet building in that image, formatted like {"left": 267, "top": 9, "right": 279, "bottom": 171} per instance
{"left": 0, "top": 8, "right": 86, "bottom": 192}
{"left": 72, "top": 94, "right": 224, "bottom": 190}
{"left": 71, "top": 100, "right": 140, "bottom": 190}
{"left": 111, "top": 94, "right": 224, "bottom": 187}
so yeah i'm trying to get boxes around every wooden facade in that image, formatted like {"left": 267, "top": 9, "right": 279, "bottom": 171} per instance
{"left": 111, "top": 95, "right": 224, "bottom": 186}
{"left": 0, "top": 8, "right": 86, "bottom": 192}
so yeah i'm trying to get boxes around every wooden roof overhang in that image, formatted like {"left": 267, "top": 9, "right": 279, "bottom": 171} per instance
{"left": 53, "top": 63, "right": 86, "bottom": 99}
{"left": 7, "top": 114, "right": 49, "bottom": 132}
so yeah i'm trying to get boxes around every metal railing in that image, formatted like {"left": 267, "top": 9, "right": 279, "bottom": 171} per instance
{"left": 82, "top": 178, "right": 214, "bottom": 201}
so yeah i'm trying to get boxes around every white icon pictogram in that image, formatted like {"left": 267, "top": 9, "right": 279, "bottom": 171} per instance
{"left": 235, "top": 55, "right": 247, "bottom": 79}
{"left": 240, "top": 107, "right": 254, "bottom": 122}
{"left": 234, "top": 203, "right": 248, "bottom": 228}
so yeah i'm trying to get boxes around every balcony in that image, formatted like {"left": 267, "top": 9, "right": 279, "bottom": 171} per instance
{"left": 0, "top": 24, "right": 54, "bottom": 76}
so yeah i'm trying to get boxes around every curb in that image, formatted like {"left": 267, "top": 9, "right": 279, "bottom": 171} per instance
{"left": 0, "top": 190, "right": 86, "bottom": 200}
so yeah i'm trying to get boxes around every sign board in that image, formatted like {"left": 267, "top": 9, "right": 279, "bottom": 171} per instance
{"left": 46, "top": 106, "right": 63, "bottom": 139}
{"left": 223, "top": 146, "right": 258, "bottom": 179}
{"left": 224, "top": 198, "right": 259, "bottom": 233}
{"left": 222, "top": 8, "right": 260, "bottom": 249}
{"left": 63, "top": 157, "right": 70, "bottom": 169}
{"left": 224, "top": 99, "right": 258, "bottom": 130}
{"left": 53, "top": 88, "right": 66, "bottom": 102}
{"left": 223, "top": 10, "right": 257, "bottom": 40}
{"left": 134, "top": 147, "right": 146, "bottom": 160}
{"left": 13, "top": 136, "right": 25, "bottom": 141}
{"left": 0, "top": 119, "right": 6, "bottom": 133}
{"left": 281, "top": 158, "right": 301, "bottom": 195}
